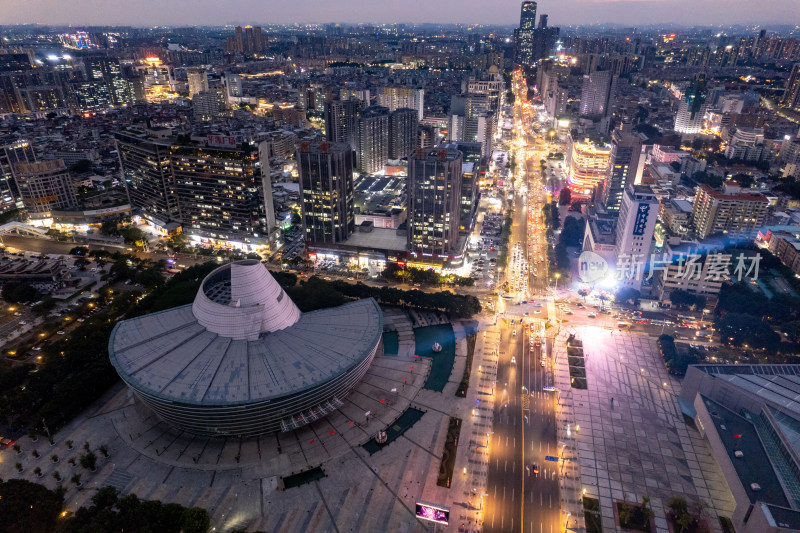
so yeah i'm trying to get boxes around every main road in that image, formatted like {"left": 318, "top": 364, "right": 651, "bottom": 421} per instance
{"left": 483, "top": 69, "right": 561, "bottom": 533}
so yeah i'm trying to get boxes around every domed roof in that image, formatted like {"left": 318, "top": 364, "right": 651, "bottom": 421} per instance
{"left": 192, "top": 260, "right": 301, "bottom": 340}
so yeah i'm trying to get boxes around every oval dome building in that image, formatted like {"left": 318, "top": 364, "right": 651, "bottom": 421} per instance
{"left": 109, "top": 260, "right": 382, "bottom": 437}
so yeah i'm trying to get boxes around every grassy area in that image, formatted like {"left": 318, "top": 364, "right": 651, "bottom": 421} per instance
{"left": 456, "top": 332, "right": 477, "bottom": 397}
{"left": 436, "top": 417, "right": 462, "bottom": 488}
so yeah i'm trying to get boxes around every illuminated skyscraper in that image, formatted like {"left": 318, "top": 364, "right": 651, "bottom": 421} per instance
{"left": 298, "top": 139, "right": 355, "bottom": 244}
{"left": 355, "top": 106, "right": 390, "bottom": 174}
{"left": 0, "top": 139, "right": 35, "bottom": 211}
{"left": 603, "top": 124, "right": 644, "bottom": 213}
{"left": 14, "top": 159, "right": 77, "bottom": 217}
{"left": 579, "top": 69, "right": 616, "bottom": 119}
{"left": 514, "top": 1, "right": 537, "bottom": 66}
{"left": 783, "top": 63, "right": 800, "bottom": 112}
{"left": 186, "top": 67, "right": 209, "bottom": 98}
{"left": 408, "top": 147, "right": 463, "bottom": 257}
{"left": 325, "top": 98, "right": 363, "bottom": 150}
{"left": 388, "top": 108, "right": 419, "bottom": 160}
{"left": 674, "top": 75, "right": 708, "bottom": 135}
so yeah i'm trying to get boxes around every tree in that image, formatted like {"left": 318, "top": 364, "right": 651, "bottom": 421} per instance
{"left": 74, "top": 257, "right": 89, "bottom": 270}
{"left": 0, "top": 479, "right": 64, "bottom": 533}
{"left": 616, "top": 287, "right": 640, "bottom": 306}
{"left": 578, "top": 287, "right": 590, "bottom": 301}
{"left": 79, "top": 451, "right": 97, "bottom": 471}
{"left": 731, "top": 173, "right": 754, "bottom": 188}
{"left": 120, "top": 226, "right": 147, "bottom": 248}
{"left": 2, "top": 281, "right": 41, "bottom": 303}
{"left": 68, "top": 246, "right": 88, "bottom": 256}
{"left": 716, "top": 313, "right": 781, "bottom": 351}
{"left": 70, "top": 474, "right": 81, "bottom": 487}
{"left": 558, "top": 187, "right": 572, "bottom": 206}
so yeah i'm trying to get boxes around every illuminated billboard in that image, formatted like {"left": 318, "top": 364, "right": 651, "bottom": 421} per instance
{"left": 415, "top": 502, "right": 450, "bottom": 525}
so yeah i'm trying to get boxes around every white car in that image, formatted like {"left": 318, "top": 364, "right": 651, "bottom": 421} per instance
{"left": 57, "top": 330, "right": 66, "bottom": 335}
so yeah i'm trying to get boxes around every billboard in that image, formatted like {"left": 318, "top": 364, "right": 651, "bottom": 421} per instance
{"left": 415, "top": 502, "right": 450, "bottom": 525}
{"left": 632, "top": 203, "right": 651, "bottom": 236}
{"left": 207, "top": 134, "right": 237, "bottom": 148}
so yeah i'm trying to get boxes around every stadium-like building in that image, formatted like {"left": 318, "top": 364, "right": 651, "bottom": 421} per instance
{"left": 109, "top": 260, "right": 382, "bottom": 437}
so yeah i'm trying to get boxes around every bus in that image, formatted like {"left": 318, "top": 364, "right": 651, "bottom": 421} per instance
{"left": 677, "top": 315, "right": 698, "bottom": 328}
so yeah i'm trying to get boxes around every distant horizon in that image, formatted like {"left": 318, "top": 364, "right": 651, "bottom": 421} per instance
{"left": 2, "top": 0, "right": 797, "bottom": 29}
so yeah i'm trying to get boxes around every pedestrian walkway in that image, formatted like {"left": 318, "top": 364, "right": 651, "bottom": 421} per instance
{"left": 552, "top": 327, "right": 736, "bottom": 533}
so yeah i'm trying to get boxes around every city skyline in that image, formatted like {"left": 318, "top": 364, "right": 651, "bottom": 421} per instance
{"left": 2, "top": 0, "right": 798, "bottom": 27}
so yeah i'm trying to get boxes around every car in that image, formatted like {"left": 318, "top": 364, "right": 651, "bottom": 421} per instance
{"left": 57, "top": 331, "right": 65, "bottom": 335}
{"left": 20, "top": 321, "right": 27, "bottom": 325}
{"left": 33, "top": 346, "right": 41, "bottom": 351}
{"left": 587, "top": 313, "right": 596, "bottom": 318}
{"left": 511, "top": 356, "right": 516, "bottom": 363}
{"left": 541, "top": 359, "right": 546, "bottom": 367}
{"left": 533, "top": 310, "right": 541, "bottom": 314}
{"left": 532, "top": 463, "right": 540, "bottom": 476}
{"left": 0, "top": 437, "right": 13, "bottom": 448}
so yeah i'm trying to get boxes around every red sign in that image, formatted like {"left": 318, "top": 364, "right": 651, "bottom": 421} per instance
{"left": 733, "top": 434, "right": 742, "bottom": 439}
{"left": 207, "top": 134, "right": 237, "bottom": 148}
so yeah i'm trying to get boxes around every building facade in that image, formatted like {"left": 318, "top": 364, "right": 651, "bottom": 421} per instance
{"left": 566, "top": 136, "right": 612, "bottom": 197}
{"left": 603, "top": 123, "right": 644, "bottom": 213}
{"left": 388, "top": 107, "right": 419, "bottom": 160}
{"left": 14, "top": 159, "right": 77, "bottom": 216}
{"left": 614, "top": 184, "right": 659, "bottom": 290}
{"left": 690, "top": 183, "right": 770, "bottom": 240}
{"left": 298, "top": 139, "right": 355, "bottom": 245}
{"left": 355, "top": 106, "right": 390, "bottom": 174}
{"left": 408, "top": 147, "right": 463, "bottom": 257}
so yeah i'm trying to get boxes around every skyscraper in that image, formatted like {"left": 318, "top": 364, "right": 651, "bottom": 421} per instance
{"left": 532, "top": 14, "right": 560, "bottom": 61}
{"left": 579, "top": 69, "right": 616, "bottom": 119}
{"left": 388, "top": 108, "right": 419, "bottom": 160}
{"left": 355, "top": 106, "right": 390, "bottom": 174}
{"left": 298, "top": 139, "right": 355, "bottom": 244}
{"left": 690, "top": 183, "right": 769, "bottom": 240}
{"left": 603, "top": 124, "right": 644, "bottom": 213}
{"left": 614, "top": 184, "right": 659, "bottom": 290}
{"left": 376, "top": 86, "right": 424, "bottom": 120}
{"left": 0, "top": 138, "right": 35, "bottom": 212}
{"left": 116, "top": 130, "right": 271, "bottom": 243}
{"left": 325, "top": 98, "right": 363, "bottom": 150}
{"left": 408, "top": 147, "right": 463, "bottom": 257}
{"left": 674, "top": 75, "right": 708, "bottom": 135}
{"left": 514, "top": 1, "right": 537, "bottom": 66}
{"left": 782, "top": 63, "right": 800, "bottom": 112}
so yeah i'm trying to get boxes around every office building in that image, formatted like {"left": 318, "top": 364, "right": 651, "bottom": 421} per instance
{"left": 0, "top": 139, "right": 36, "bottom": 212}
{"left": 115, "top": 129, "right": 272, "bottom": 245}
{"left": 325, "top": 98, "right": 363, "bottom": 150}
{"left": 82, "top": 55, "right": 138, "bottom": 107}
{"left": 110, "top": 260, "right": 382, "bottom": 437}
{"left": 376, "top": 86, "right": 424, "bottom": 120}
{"left": 355, "top": 106, "right": 390, "bottom": 174}
{"left": 674, "top": 76, "right": 709, "bottom": 135}
{"left": 691, "top": 183, "right": 769, "bottom": 240}
{"left": 768, "top": 230, "right": 800, "bottom": 275}
{"left": 679, "top": 364, "right": 800, "bottom": 533}
{"left": 613, "top": 184, "right": 659, "bottom": 290}
{"left": 298, "top": 139, "right": 355, "bottom": 244}
{"left": 566, "top": 136, "right": 612, "bottom": 197}
{"left": 227, "top": 25, "right": 267, "bottom": 54}
{"left": 782, "top": 63, "right": 800, "bottom": 112}
{"left": 14, "top": 159, "right": 77, "bottom": 217}
{"left": 532, "top": 15, "right": 560, "bottom": 61}
{"left": 514, "top": 1, "right": 537, "bottom": 66}
{"left": 603, "top": 124, "right": 644, "bottom": 212}
{"left": 408, "top": 147, "right": 463, "bottom": 257}
{"left": 186, "top": 67, "right": 209, "bottom": 98}
{"left": 443, "top": 141, "right": 481, "bottom": 235}
{"left": 579, "top": 69, "right": 616, "bottom": 119}
{"left": 653, "top": 238, "right": 727, "bottom": 300}
{"left": 389, "top": 108, "right": 419, "bottom": 160}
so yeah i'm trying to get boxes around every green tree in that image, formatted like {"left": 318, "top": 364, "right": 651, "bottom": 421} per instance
{"left": 0, "top": 479, "right": 64, "bottom": 533}
{"left": 558, "top": 187, "right": 571, "bottom": 206}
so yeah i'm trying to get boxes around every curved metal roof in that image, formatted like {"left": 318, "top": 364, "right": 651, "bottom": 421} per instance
{"left": 109, "top": 261, "right": 382, "bottom": 406}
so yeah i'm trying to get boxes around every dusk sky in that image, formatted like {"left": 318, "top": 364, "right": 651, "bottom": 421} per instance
{"left": 2, "top": 0, "right": 799, "bottom": 27}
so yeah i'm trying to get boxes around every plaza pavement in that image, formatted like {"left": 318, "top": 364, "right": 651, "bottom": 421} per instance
{"left": 0, "top": 307, "right": 501, "bottom": 533}
{"left": 551, "top": 326, "right": 737, "bottom": 533}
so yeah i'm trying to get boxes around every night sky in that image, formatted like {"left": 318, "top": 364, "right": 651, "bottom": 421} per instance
{"left": 2, "top": 0, "right": 798, "bottom": 26}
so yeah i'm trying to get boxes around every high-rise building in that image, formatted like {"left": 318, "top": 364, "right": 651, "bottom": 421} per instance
{"left": 690, "top": 183, "right": 769, "bottom": 240}
{"left": 389, "top": 108, "right": 419, "bottom": 160}
{"left": 355, "top": 106, "right": 390, "bottom": 174}
{"left": 532, "top": 14, "right": 560, "bottom": 61}
{"left": 14, "top": 159, "right": 77, "bottom": 217}
{"left": 565, "top": 136, "right": 612, "bottom": 197}
{"left": 376, "top": 86, "right": 424, "bottom": 120}
{"left": 444, "top": 141, "right": 482, "bottom": 235}
{"left": 325, "top": 98, "right": 363, "bottom": 150}
{"left": 297, "top": 139, "right": 355, "bottom": 244}
{"left": 514, "top": 1, "right": 537, "bottom": 66}
{"left": 614, "top": 184, "right": 659, "bottom": 290}
{"left": 603, "top": 124, "right": 644, "bottom": 213}
{"left": 579, "top": 69, "right": 616, "bottom": 119}
{"left": 116, "top": 130, "right": 272, "bottom": 243}
{"left": 227, "top": 25, "right": 267, "bottom": 54}
{"left": 782, "top": 63, "right": 800, "bottom": 112}
{"left": 408, "top": 147, "right": 463, "bottom": 257}
{"left": 674, "top": 75, "right": 708, "bottom": 135}
{"left": 0, "top": 138, "right": 36, "bottom": 212}
{"left": 186, "top": 67, "right": 209, "bottom": 98}
{"left": 193, "top": 90, "right": 226, "bottom": 122}
{"left": 83, "top": 55, "right": 137, "bottom": 107}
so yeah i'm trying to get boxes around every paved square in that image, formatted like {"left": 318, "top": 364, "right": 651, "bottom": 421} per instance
{"left": 552, "top": 327, "right": 736, "bottom": 533}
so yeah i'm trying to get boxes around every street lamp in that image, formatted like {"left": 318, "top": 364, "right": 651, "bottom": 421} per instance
{"left": 554, "top": 272, "right": 561, "bottom": 292}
